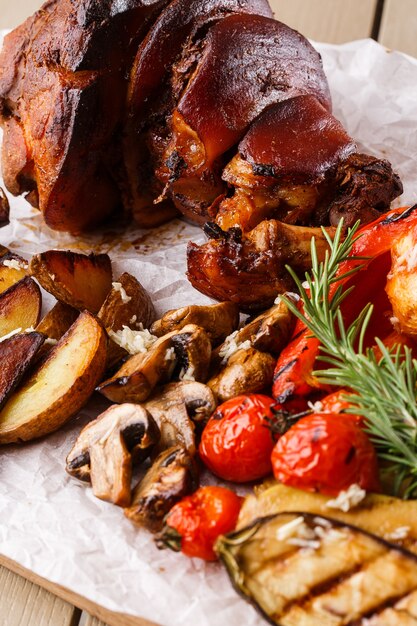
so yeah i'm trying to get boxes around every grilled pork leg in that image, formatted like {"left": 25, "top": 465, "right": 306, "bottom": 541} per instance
{"left": 157, "top": 14, "right": 331, "bottom": 224}
{"left": 215, "top": 95, "right": 403, "bottom": 231}
{"left": 124, "top": 0, "right": 273, "bottom": 226}
{"left": 0, "top": 0, "right": 170, "bottom": 233}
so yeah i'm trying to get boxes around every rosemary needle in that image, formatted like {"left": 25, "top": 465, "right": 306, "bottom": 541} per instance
{"left": 281, "top": 221, "right": 417, "bottom": 498}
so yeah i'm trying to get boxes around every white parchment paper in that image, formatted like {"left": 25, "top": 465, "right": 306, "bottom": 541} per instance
{"left": 0, "top": 33, "right": 417, "bottom": 626}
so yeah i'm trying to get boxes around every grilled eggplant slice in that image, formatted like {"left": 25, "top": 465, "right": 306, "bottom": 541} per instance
{"left": 237, "top": 483, "right": 417, "bottom": 556}
{"left": 125, "top": 446, "right": 199, "bottom": 532}
{"left": 217, "top": 512, "right": 417, "bottom": 626}
{"left": 66, "top": 403, "right": 160, "bottom": 507}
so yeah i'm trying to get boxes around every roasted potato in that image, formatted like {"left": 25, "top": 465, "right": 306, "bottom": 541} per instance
{"left": 0, "top": 276, "right": 42, "bottom": 338}
{"left": 30, "top": 250, "right": 112, "bottom": 313}
{"left": 98, "top": 272, "right": 155, "bottom": 331}
{"left": 0, "top": 252, "right": 28, "bottom": 294}
{"left": 98, "top": 272, "right": 156, "bottom": 368}
{"left": 0, "top": 311, "right": 107, "bottom": 443}
{"left": 386, "top": 232, "right": 417, "bottom": 338}
{"left": 36, "top": 301, "right": 79, "bottom": 342}
{"left": 0, "top": 331, "right": 45, "bottom": 410}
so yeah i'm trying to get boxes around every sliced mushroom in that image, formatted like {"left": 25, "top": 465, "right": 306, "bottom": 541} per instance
{"left": 124, "top": 446, "right": 199, "bottom": 533}
{"left": 208, "top": 347, "right": 275, "bottom": 402}
{"left": 144, "top": 381, "right": 217, "bottom": 455}
{"left": 66, "top": 403, "right": 160, "bottom": 507}
{"left": 97, "top": 324, "right": 211, "bottom": 404}
{"left": 171, "top": 324, "right": 212, "bottom": 382}
{"left": 151, "top": 302, "right": 239, "bottom": 346}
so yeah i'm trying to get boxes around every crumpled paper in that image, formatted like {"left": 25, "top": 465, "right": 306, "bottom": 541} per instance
{"left": 0, "top": 32, "right": 417, "bottom": 626}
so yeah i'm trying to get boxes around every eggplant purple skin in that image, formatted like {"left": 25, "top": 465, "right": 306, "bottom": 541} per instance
{"left": 216, "top": 511, "right": 417, "bottom": 626}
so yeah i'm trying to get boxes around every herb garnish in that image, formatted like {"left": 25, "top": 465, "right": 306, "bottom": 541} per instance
{"left": 281, "top": 221, "right": 417, "bottom": 498}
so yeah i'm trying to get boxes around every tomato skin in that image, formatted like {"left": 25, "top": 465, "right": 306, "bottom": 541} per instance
{"left": 319, "top": 390, "right": 363, "bottom": 426}
{"left": 271, "top": 413, "right": 380, "bottom": 495}
{"left": 199, "top": 394, "right": 275, "bottom": 483}
{"left": 165, "top": 486, "right": 242, "bottom": 561}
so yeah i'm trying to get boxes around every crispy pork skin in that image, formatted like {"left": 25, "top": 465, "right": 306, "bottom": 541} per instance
{"left": 0, "top": 0, "right": 169, "bottom": 232}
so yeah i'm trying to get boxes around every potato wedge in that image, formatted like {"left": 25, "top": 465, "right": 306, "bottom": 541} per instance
{"left": 0, "top": 187, "right": 9, "bottom": 226}
{"left": 0, "top": 252, "right": 27, "bottom": 294}
{"left": 0, "top": 277, "right": 42, "bottom": 338}
{"left": 98, "top": 272, "right": 155, "bottom": 331}
{"left": 0, "top": 311, "right": 107, "bottom": 443}
{"left": 98, "top": 272, "right": 155, "bottom": 368}
{"left": 30, "top": 250, "right": 112, "bottom": 313}
{"left": 36, "top": 301, "right": 79, "bottom": 342}
{"left": 0, "top": 331, "right": 45, "bottom": 410}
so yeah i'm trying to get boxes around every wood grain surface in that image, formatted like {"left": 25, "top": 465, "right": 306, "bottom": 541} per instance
{"left": 379, "top": 0, "right": 417, "bottom": 57}
{"left": 0, "top": 1, "right": 416, "bottom": 626}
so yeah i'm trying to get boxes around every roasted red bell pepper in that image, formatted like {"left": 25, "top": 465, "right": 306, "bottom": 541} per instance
{"left": 273, "top": 205, "right": 417, "bottom": 406}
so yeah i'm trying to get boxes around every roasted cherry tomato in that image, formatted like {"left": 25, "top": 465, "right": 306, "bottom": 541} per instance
{"left": 319, "top": 390, "right": 363, "bottom": 426}
{"left": 199, "top": 394, "right": 276, "bottom": 483}
{"left": 162, "top": 486, "right": 242, "bottom": 561}
{"left": 271, "top": 413, "right": 380, "bottom": 495}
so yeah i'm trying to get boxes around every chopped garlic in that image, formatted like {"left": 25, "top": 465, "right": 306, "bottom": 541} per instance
{"left": 274, "top": 291, "right": 300, "bottom": 306}
{"left": 179, "top": 365, "right": 195, "bottom": 382}
{"left": 308, "top": 400, "right": 324, "bottom": 413}
{"left": 326, "top": 484, "right": 366, "bottom": 513}
{"left": 129, "top": 314, "right": 137, "bottom": 325}
{"left": 287, "top": 537, "right": 320, "bottom": 550}
{"left": 109, "top": 325, "right": 157, "bottom": 355}
{"left": 112, "top": 282, "right": 132, "bottom": 304}
{"left": 0, "top": 328, "right": 22, "bottom": 342}
{"left": 44, "top": 337, "right": 58, "bottom": 346}
{"left": 165, "top": 347, "right": 176, "bottom": 362}
{"left": 218, "top": 330, "right": 252, "bottom": 364}
{"left": 2, "top": 258, "right": 27, "bottom": 270}
{"left": 384, "top": 526, "right": 410, "bottom": 541}
{"left": 276, "top": 516, "right": 305, "bottom": 541}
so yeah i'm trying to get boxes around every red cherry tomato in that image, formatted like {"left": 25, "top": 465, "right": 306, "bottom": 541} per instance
{"left": 271, "top": 413, "right": 380, "bottom": 495}
{"left": 319, "top": 390, "right": 363, "bottom": 426}
{"left": 164, "top": 486, "right": 242, "bottom": 561}
{"left": 199, "top": 394, "right": 276, "bottom": 483}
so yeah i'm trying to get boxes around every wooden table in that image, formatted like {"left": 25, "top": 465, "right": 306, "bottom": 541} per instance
{"left": 0, "top": 1, "right": 416, "bottom": 625}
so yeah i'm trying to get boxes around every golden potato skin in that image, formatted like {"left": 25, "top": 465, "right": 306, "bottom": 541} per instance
{"left": 0, "top": 276, "right": 42, "bottom": 338}
{"left": 0, "top": 311, "right": 107, "bottom": 443}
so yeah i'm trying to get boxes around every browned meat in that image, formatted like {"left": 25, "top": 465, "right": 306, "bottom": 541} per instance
{"left": 187, "top": 221, "right": 334, "bottom": 311}
{"left": 0, "top": 0, "right": 169, "bottom": 233}
{"left": 124, "top": 0, "right": 273, "bottom": 226}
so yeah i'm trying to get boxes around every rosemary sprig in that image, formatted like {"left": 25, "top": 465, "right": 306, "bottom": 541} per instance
{"left": 281, "top": 221, "right": 417, "bottom": 498}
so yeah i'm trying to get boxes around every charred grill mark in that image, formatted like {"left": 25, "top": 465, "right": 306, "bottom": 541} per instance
{"left": 252, "top": 163, "right": 276, "bottom": 177}
{"left": 273, "top": 358, "right": 298, "bottom": 381}
{"left": 381, "top": 205, "right": 417, "bottom": 224}
{"left": 346, "top": 594, "right": 417, "bottom": 625}
{"left": 203, "top": 221, "right": 227, "bottom": 239}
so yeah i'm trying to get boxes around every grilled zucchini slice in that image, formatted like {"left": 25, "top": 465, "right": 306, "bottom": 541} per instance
{"left": 217, "top": 512, "right": 417, "bottom": 626}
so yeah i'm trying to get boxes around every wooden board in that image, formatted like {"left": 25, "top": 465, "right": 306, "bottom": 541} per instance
{"left": 0, "top": 565, "right": 80, "bottom": 626}
{"left": 379, "top": 0, "right": 417, "bottom": 58}
{"left": 269, "top": 0, "right": 379, "bottom": 43}
{"left": 0, "top": 554, "right": 160, "bottom": 626}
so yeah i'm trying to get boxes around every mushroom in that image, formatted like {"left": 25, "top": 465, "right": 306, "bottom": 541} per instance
{"left": 144, "top": 381, "right": 216, "bottom": 455}
{"left": 171, "top": 324, "right": 212, "bottom": 382}
{"left": 124, "top": 446, "right": 199, "bottom": 532}
{"left": 66, "top": 404, "right": 160, "bottom": 507}
{"left": 208, "top": 347, "right": 276, "bottom": 402}
{"left": 97, "top": 324, "right": 211, "bottom": 404}
{"left": 237, "top": 297, "right": 296, "bottom": 355}
{"left": 151, "top": 302, "right": 239, "bottom": 346}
